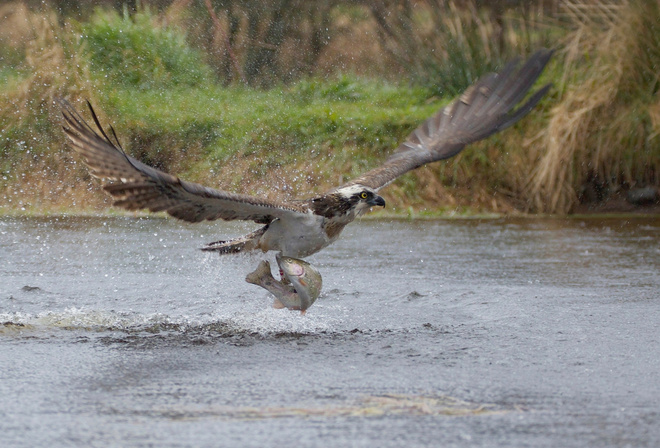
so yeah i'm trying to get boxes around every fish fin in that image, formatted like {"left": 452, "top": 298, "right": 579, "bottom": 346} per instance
{"left": 272, "top": 298, "right": 286, "bottom": 309}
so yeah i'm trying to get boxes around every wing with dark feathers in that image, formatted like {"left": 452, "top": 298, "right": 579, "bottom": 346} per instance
{"left": 340, "top": 49, "right": 553, "bottom": 191}
{"left": 59, "top": 98, "right": 306, "bottom": 224}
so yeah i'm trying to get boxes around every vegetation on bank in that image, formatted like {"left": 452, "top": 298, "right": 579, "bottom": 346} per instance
{"left": 0, "top": 0, "right": 658, "bottom": 216}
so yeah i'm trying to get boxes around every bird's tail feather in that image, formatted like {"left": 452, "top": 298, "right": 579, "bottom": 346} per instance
{"left": 201, "top": 226, "right": 267, "bottom": 255}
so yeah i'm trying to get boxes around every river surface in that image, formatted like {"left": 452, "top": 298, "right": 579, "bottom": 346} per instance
{"left": 1, "top": 216, "right": 659, "bottom": 447}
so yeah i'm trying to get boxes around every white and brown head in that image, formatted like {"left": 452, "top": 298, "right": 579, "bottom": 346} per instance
{"left": 310, "top": 185, "right": 386, "bottom": 219}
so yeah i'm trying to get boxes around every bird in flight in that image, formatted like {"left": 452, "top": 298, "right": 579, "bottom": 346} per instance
{"left": 59, "top": 49, "right": 552, "bottom": 310}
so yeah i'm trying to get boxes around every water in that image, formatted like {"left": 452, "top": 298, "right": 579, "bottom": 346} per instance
{"left": 1, "top": 216, "right": 659, "bottom": 447}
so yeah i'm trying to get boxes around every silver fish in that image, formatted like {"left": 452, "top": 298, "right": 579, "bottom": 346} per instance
{"left": 245, "top": 255, "right": 322, "bottom": 313}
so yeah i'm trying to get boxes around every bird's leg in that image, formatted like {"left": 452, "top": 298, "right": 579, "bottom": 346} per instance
{"left": 246, "top": 257, "right": 322, "bottom": 313}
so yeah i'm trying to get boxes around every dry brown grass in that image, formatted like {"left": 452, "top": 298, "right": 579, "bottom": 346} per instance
{"left": 0, "top": 4, "right": 105, "bottom": 213}
{"left": 1, "top": 7, "right": 97, "bottom": 122}
{"left": 527, "top": 0, "right": 660, "bottom": 213}
{"left": 368, "top": 0, "right": 555, "bottom": 96}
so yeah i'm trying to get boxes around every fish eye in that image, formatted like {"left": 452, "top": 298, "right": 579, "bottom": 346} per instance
{"left": 360, "top": 192, "right": 368, "bottom": 199}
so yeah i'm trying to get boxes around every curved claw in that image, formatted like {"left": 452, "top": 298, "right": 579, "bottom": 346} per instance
{"left": 246, "top": 256, "right": 323, "bottom": 313}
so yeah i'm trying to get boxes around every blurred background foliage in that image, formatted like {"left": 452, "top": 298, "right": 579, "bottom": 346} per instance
{"left": 0, "top": 0, "right": 658, "bottom": 215}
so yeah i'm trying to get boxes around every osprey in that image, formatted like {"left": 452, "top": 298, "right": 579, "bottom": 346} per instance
{"left": 59, "top": 50, "right": 552, "bottom": 309}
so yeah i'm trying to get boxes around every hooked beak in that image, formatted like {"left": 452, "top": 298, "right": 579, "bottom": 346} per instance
{"left": 368, "top": 195, "right": 386, "bottom": 208}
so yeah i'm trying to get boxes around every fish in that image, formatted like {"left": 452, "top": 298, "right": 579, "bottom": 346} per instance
{"left": 245, "top": 255, "right": 322, "bottom": 313}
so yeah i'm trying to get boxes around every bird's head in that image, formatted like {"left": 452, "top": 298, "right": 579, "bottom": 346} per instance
{"left": 336, "top": 185, "right": 386, "bottom": 214}
{"left": 341, "top": 185, "right": 385, "bottom": 209}
{"left": 311, "top": 185, "right": 385, "bottom": 218}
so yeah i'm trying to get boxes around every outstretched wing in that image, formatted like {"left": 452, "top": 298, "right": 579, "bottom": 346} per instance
{"left": 59, "top": 98, "right": 306, "bottom": 224}
{"left": 340, "top": 49, "right": 553, "bottom": 191}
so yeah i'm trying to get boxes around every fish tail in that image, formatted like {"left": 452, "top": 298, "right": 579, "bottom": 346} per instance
{"left": 245, "top": 260, "right": 273, "bottom": 285}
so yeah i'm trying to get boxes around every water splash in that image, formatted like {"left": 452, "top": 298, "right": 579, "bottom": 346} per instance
{"left": 0, "top": 301, "right": 346, "bottom": 337}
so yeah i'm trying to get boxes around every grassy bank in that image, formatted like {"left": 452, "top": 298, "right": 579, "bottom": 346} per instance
{"left": 0, "top": 1, "right": 658, "bottom": 216}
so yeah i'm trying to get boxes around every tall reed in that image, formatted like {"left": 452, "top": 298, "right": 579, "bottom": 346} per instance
{"left": 0, "top": 7, "right": 101, "bottom": 211}
{"left": 528, "top": 0, "right": 660, "bottom": 213}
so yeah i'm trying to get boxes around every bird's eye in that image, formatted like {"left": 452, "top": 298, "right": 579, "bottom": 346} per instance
{"left": 360, "top": 192, "right": 368, "bottom": 199}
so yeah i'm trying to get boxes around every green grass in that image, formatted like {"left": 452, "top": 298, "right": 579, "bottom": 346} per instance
{"left": 81, "top": 7, "right": 213, "bottom": 90}
{"left": 96, "top": 78, "right": 440, "bottom": 179}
